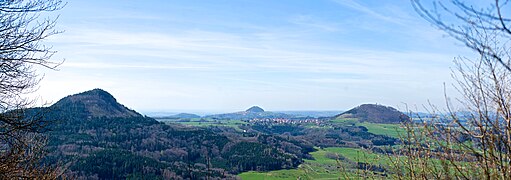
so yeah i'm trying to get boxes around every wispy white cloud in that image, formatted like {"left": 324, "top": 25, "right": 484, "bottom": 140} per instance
{"left": 289, "top": 15, "right": 340, "bottom": 32}
{"left": 39, "top": 0, "right": 464, "bottom": 111}
{"left": 51, "top": 27, "right": 451, "bottom": 76}
{"left": 62, "top": 62, "right": 214, "bottom": 70}
{"left": 330, "top": 0, "right": 407, "bottom": 25}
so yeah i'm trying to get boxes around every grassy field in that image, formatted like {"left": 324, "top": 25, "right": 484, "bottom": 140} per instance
{"left": 359, "top": 122, "right": 403, "bottom": 138}
{"left": 238, "top": 147, "right": 379, "bottom": 180}
{"left": 239, "top": 145, "right": 477, "bottom": 180}
{"left": 329, "top": 117, "right": 358, "bottom": 126}
{"left": 330, "top": 118, "right": 404, "bottom": 138}
{"left": 238, "top": 167, "right": 340, "bottom": 180}
{"left": 160, "top": 118, "right": 248, "bottom": 131}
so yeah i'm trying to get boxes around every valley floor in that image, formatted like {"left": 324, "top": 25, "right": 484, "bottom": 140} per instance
{"left": 238, "top": 147, "right": 379, "bottom": 180}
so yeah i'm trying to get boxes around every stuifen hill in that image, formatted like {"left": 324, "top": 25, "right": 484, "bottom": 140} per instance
{"left": 51, "top": 88, "right": 141, "bottom": 118}
{"left": 335, "top": 104, "right": 410, "bottom": 124}
{"left": 39, "top": 89, "right": 311, "bottom": 179}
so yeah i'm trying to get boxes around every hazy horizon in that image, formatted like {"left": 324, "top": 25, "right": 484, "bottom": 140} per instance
{"left": 141, "top": 109, "right": 344, "bottom": 117}
{"left": 32, "top": 0, "right": 472, "bottom": 112}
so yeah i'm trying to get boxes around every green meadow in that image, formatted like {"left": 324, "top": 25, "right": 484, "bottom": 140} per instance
{"left": 161, "top": 118, "right": 248, "bottom": 131}
{"left": 330, "top": 118, "right": 404, "bottom": 138}
{"left": 239, "top": 147, "right": 383, "bottom": 180}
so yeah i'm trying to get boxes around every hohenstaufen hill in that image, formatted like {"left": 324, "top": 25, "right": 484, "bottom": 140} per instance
{"left": 245, "top": 106, "right": 265, "bottom": 113}
{"left": 204, "top": 105, "right": 293, "bottom": 120}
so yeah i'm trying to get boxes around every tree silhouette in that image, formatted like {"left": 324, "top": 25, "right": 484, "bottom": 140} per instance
{"left": 0, "top": 0, "right": 64, "bottom": 179}
{"left": 386, "top": 1, "right": 511, "bottom": 179}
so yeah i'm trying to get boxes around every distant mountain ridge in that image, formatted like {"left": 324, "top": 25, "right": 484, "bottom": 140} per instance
{"left": 276, "top": 111, "right": 342, "bottom": 118}
{"left": 163, "top": 113, "right": 201, "bottom": 119}
{"left": 336, "top": 104, "right": 409, "bottom": 124}
{"left": 51, "top": 88, "right": 141, "bottom": 118}
{"left": 204, "top": 106, "right": 293, "bottom": 120}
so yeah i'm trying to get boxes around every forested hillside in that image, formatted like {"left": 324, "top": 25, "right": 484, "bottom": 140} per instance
{"left": 336, "top": 104, "right": 409, "bottom": 124}
{"left": 25, "top": 89, "right": 405, "bottom": 179}
{"left": 38, "top": 89, "right": 314, "bottom": 179}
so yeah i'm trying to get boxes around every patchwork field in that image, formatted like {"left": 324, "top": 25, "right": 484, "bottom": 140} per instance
{"left": 238, "top": 147, "right": 384, "bottom": 180}
{"left": 159, "top": 118, "right": 248, "bottom": 131}
{"left": 330, "top": 118, "right": 404, "bottom": 138}
{"left": 158, "top": 115, "right": 405, "bottom": 179}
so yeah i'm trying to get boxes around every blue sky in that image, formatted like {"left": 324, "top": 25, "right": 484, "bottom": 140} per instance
{"left": 35, "top": 0, "right": 471, "bottom": 112}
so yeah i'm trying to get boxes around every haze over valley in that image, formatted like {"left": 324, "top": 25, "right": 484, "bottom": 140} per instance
{"left": 2, "top": 0, "right": 509, "bottom": 179}
{"left": 39, "top": 88, "right": 408, "bottom": 179}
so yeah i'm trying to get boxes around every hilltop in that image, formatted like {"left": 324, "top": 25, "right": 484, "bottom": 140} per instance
{"left": 335, "top": 104, "right": 409, "bottom": 124}
{"left": 40, "top": 89, "right": 311, "bottom": 179}
{"left": 32, "top": 89, "right": 406, "bottom": 179}
{"left": 204, "top": 106, "right": 293, "bottom": 120}
{"left": 51, "top": 88, "right": 141, "bottom": 118}
{"left": 246, "top": 106, "right": 264, "bottom": 113}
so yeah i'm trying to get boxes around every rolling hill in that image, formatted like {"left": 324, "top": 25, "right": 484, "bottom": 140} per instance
{"left": 334, "top": 104, "right": 410, "bottom": 124}
{"left": 51, "top": 88, "right": 141, "bottom": 118}
{"left": 204, "top": 106, "right": 293, "bottom": 120}
{"left": 38, "top": 89, "right": 313, "bottom": 179}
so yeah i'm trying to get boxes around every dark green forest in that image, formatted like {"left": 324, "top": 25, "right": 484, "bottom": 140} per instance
{"left": 33, "top": 89, "right": 399, "bottom": 179}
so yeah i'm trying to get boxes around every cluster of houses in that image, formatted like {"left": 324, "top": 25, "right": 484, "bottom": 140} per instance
{"left": 249, "top": 118, "right": 323, "bottom": 125}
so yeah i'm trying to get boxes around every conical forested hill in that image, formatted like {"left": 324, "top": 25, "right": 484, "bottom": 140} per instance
{"left": 245, "top": 106, "right": 264, "bottom": 113}
{"left": 51, "top": 88, "right": 141, "bottom": 119}
{"left": 39, "top": 89, "right": 312, "bottom": 179}
{"left": 335, "top": 104, "right": 409, "bottom": 124}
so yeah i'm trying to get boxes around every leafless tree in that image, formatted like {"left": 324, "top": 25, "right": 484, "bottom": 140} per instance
{"left": 385, "top": 1, "right": 511, "bottom": 179}
{"left": 0, "top": 0, "right": 64, "bottom": 179}
{"left": 412, "top": 0, "right": 511, "bottom": 72}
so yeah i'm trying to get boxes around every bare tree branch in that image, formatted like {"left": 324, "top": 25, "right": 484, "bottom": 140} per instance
{"left": 0, "top": 0, "right": 64, "bottom": 179}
